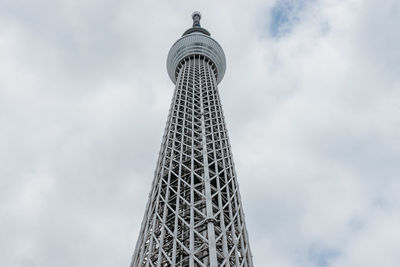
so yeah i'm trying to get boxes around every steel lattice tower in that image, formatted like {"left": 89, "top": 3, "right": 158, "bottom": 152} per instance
{"left": 131, "top": 12, "right": 253, "bottom": 267}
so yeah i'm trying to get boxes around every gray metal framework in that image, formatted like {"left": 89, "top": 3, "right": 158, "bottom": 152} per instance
{"left": 131, "top": 12, "right": 253, "bottom": 267}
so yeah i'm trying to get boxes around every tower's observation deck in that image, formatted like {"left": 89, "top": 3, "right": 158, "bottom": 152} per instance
{"left": 167, "top": 12, "right": 226, "bottom": 84}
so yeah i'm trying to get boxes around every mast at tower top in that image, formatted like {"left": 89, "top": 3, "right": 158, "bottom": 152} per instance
{"left": 182, "top": 11, "right": 211, "bottom": 36}
{"left": 192, "top": 11, "right": 201, "bottom": 27}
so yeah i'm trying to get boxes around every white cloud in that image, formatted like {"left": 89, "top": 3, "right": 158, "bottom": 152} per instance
{"left": 1, "top": 0, "right": 399, "bottom": 266}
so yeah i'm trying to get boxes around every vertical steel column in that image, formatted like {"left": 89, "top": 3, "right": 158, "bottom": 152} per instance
{"left": 199, "top": 58, "right": 218, "bottom": 267}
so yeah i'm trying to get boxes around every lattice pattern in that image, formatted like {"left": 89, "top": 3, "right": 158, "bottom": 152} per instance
{"left": 131, "top": 56, "right": 253, "bottom": 267}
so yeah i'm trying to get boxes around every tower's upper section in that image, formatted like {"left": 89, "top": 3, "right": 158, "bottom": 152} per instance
{"left": 167, "top": 12, "right": 226, "bottom": 84}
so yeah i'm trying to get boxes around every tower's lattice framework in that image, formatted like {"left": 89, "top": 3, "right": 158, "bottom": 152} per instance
{"left": 131, "top": 12, "right": 253, "bottom": 267}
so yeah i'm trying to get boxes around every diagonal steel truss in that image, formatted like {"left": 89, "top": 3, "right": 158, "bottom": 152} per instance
{"left": 130, "top": 55, "right": 253, "bottom": 267}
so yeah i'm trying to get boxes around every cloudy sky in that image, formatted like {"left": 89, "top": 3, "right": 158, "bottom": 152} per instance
{"left": 1, "top": 0, "right": 400, "bottom": 266}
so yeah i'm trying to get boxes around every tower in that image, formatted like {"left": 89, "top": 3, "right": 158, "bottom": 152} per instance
{"left": 131, "top": 12, "right": 253, "bottom": 267}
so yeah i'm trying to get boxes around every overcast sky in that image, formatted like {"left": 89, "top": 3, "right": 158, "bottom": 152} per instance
{"left": 1, "top": 0, "right": 400, "bottom": 266}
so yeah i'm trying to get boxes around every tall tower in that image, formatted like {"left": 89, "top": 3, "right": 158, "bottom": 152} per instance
{"left": 131, "top": 12, "right": 253, "bottom": 267}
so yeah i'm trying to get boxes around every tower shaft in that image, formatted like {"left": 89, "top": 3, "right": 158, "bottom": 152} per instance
{"left": 131, "top": 13, "right": 253, "bottom": 267}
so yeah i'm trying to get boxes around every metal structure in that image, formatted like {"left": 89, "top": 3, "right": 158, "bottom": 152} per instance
{"left": 131, "top": 12, "right": 253, "bottom": 267}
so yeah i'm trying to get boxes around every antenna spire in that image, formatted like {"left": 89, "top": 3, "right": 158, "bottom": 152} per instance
{"left": 192, "top": 11, "right": 201, "bottom": 27}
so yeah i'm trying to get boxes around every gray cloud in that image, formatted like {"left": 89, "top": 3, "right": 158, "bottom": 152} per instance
{"left": 1, "top": 0, "right": 399, "bottom": 266}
